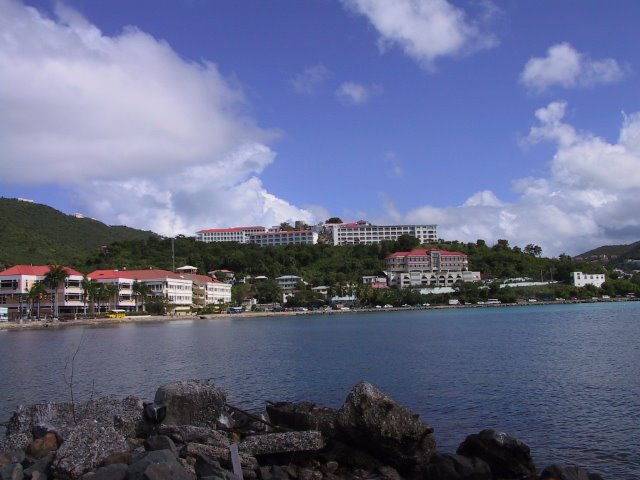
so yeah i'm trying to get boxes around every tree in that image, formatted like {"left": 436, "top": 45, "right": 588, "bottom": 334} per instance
{"left": 44, "top": 265, "right": 69, "bottom": 318}
{"left": 132, "top": 281, "right": 150, "bottom": 311}
{"left": 395, "top": 234, "right": 420, "bottom": 252}
{"left": 524, "top": 244, "right": 543, "bottom": 257}
{"left": 104, "top": 283, "right": 119, "bottom": 310}
{"left": 255, "top": 279, "right": 282, "bottom": 303}
{"left": 279, "top": 222, "right": 294, "bottom": 231}
{"left": 27, "top": 281, "right": 47, "bottom": 319}
{"left": 325, "top": 217, "right": 343, "bottom": 224}
{"left": 81, "top": 275, "right": 92, "bottom": 316}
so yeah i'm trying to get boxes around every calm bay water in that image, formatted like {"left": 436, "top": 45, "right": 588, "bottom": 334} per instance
{"left": 1, "top": 302, "right": 638, "bottom": 478}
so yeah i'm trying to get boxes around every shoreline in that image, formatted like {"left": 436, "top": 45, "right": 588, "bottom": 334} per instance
{"left": 0, "top": 297, "right": 635, "bottom": 331}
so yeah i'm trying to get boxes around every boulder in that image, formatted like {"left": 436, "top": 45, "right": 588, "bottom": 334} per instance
{"left": 52, "top": 420, "right": 130, "bottom": 479}
{"left": 422, "top": 452, "right": 492, "bottom": 480}
{"left": 266, "top": 401, "right": 337, "bottom": 433}
{"left": 158, "top": 424, "right": 230, "bottom": 448}
{"left": 127, "top": 450, "right": 192, "bottom": 480}
{"left": 239, "top": 431, "right": 324, "bottom": 456}
{"left": 6, "top": 396, "right": 146, "bottom": 442}
{"left": 154, "top": 380, "right": 227, "bottom": 429}
{"left": 335, "top": 381, "right": 436, "bottom": 472}
{"left": 80, "top": 463, "right": 128, "bottom": 480}
{"left": 539, "top": 464, "right": 604, "bottom": 480}
{"left": 0, "top": 463, "right": 23, "bottom": 480}
{"left": 27, "top": 432, "right": 59, "bottom": 458}
{"left": 144, "top": 435, "right": 179, "bottom": 457}
{"left": 457, "top": 429, "right": 536, "bottom": 479}
{"left": 194, "top": 454, "right": 237, "bottom": 480}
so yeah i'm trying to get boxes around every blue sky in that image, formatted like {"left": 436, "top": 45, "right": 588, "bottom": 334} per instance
{"left": 2, "top": 0, "right": 640, "bottom": 256}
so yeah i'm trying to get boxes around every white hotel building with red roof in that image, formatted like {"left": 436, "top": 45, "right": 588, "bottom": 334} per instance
{"left": 89, "top": 269, "right": 194, "bottom": 313}
{"left": 328, "top": 221, "right": 438, "bottom": 246}
{"left": 195, "top": 226, "right": 266, "bottom": 244}
{"left": 385, "top": 249, "right": 481, "bottom": 288}
{"left": 0, "top": 265, "right": 84, "bottom": 319}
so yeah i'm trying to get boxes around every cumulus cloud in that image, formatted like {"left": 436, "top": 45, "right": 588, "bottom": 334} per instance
{"left": 291, "top": 64, "right": 330, "bottom": 95}
{"left": 0, "top": 0, "right": 314, "bottom": 234}
{"left": 520, "top": 43, "right": 624, "bottom": 93}
{"left": 341, "top": 0, "right": 498, "bottom": 70}
{"left": 404, "top": 102, "right": 640, "bottom": 256}
{"left": 336, "top": 82, "right": 382, "bottom": 105}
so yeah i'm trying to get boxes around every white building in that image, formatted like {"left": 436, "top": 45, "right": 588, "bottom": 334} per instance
{"left": 90, "top": 269, "right": 193, "bottom": 314}
{"left": 249, "top": 230, "right": 318, "bottom": 247}
{"left": 384, "top": 249, "right": 480, "bottom": 288}
{"left": 87, "top": 270, "right": 136, "bottom": 312}
{"left": 328, "top": 221, "right": 438, "bottom": 246}
{"left": 0, "top": 265, "right": 85, "bottom": 319}
{"left": 195, "top": 226, "right": 266, "bottom": 243}
{"left": 276, "top": 275, "right": 304, "bottom": 293}
{"left": 572, "top": 272, "right": 606, "bottom": 288}
{"left": 180, "top": 273, "right": 232, "bottom": 307}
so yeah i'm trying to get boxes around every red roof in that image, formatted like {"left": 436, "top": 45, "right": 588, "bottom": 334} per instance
{"left": 180, "top": 273, "right": 225, "bottom": 284}
{"left": 197, "top": 226, "right": 264, "bottom": 233}
{"left": 88, "top": 269, "right": 186, "bottom": 281}
{"left": 385, "top": 249, "right": 467, "bottom": 259}
{"left": 0, "top": 265, "right": 83, "bottom": 276}
{"left": 251, "top": 230, "right": 311, "bottom": 236}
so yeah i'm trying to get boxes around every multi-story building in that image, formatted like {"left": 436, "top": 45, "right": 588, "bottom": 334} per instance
{"left": 89, "top": 269, "right": 193, "bottom": 314}
{"left": 572, "top": 272, "right": 606, "bottom": 288}
{"left": 195, "top": 226, "right": 266, "bottom": 243}
{"left": 328, "top": 221, "right": 438, "bottom": 246}
{"left": 0, "top": 265, "right": 84, "bottom": 319}
{"left": 179, "top": 273, "right": 232, "bottom": 307}
{"left": 384, "top": 249, "right": 480, "bottom": 288}
{"left": 249, "top": 230, "right": 318, "bottom": 247}
{"left": 86, "top": 270, "right": 136, "bottom": 312}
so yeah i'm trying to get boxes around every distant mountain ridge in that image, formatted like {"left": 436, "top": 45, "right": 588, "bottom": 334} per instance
{"left": 575, "top": 240, "right": 640, "bottom": 268}
{"left": 0, "top": 197, "right": 158, "bottom": 268}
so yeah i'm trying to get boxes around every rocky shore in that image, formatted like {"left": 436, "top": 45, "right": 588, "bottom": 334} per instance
{"left": 0, "top": 380, "right": 603, "bottom": 480}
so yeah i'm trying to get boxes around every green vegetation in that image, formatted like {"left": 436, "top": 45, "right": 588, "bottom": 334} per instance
{"left": 0, "top": 197, "right": 158, "bottom": 267}
{"left": 3, "top": 198, "right": 640, "bottom": 307}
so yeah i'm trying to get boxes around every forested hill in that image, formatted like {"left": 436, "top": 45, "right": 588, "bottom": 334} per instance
{"left": 575, "top": 242, "right": 640, "bottom": 266}
{"left": 0, "top": 197, "right": 157, "bottom": 267}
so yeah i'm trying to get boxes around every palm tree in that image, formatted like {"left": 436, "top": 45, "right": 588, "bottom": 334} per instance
{"left": 132, "top": 281, "right": 150, "bottom": 312}
{"left": 27, "top": 282, "right": 47, "bottom": 319}
{"left": 81, "top": 275, "right": 92, "bottom": 317}
{"left": 44, "top": 265, "right": 69, "bottom": 319}
{"left": 104, "top": 283, "right": 119, "bottom": 311}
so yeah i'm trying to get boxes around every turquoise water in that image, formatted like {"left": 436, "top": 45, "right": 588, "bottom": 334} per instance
{"left": 1, "top": 302, "right": 638, "bottom": 478}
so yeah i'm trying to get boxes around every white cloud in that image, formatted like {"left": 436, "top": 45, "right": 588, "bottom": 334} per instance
{"left": 384, "top": 151, "right": 404, "bottom": 178}
{"left": 342, "top": 0, "right": 498, "bottom": 70}
{"left": 0, "top": 0, "right": 315, "bottom": 234}
{"left": 404, "top": 102, "right": 640, "bottom": 256}
{"left": 336, "top": 82, "right": 381, "bottom": 105}
{"left": 291, "top": 64, "right": 330, "bottom": 95}
{"left": 520, "top": 43, "right": 624, "bottom": 93}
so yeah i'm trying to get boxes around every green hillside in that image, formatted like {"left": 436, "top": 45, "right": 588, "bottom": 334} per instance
{"left": 0, "top": 197, "right": 158, "bottom": 268}
{"left": 575, "top": 240, "right": 640, "bottom": 269}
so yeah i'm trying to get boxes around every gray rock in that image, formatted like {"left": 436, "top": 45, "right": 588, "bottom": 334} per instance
{"left": 6, "top": 396, "right": 146, "bottom": 443}
{"left": 145, "top": 435, "right": 178, "bottom": 457}
{"left": 23, "top": 453, "right": 54, "bottom": 479}
{"left": 539, "top": 464, "right": 604, "bottom": 480}
{"left": 422, "top": 452, "right": 492, "bottom": 480}
{"left": 80, "top": 463, "right": 128, "bottom": 480}
{"left": 335, "top": 381, "right": 436, "bottom": 472}
{"left": 239, "top": 431, "right": 324, "bottom": 456}
{"left": 0, "top": 463, "right": 23, "bottom": 480}
{"left": 266, "top": 401, "right": 337, "bottom": 434}
{"left": 181, "top": 443, "right": 258, "bottom": 473}
{"left": 457, "top": 429, "right": 536, "bottom": 479}
{"left": 127, "top": 450, "right": 192, "bottom": 480}
{"left": 0, "top": 448, "right": 26, "bottom": 469}
{"left": 154, "top": 380, "right": 227, "bottom": 430}
{"left": 158, "top": 424, "right": 230, "bottom": 448}
{"left": 52, "top": 420, "right": 130, "bottom": 479}
{"left": 194, "top": 454, "right": 237, "bottom": 480}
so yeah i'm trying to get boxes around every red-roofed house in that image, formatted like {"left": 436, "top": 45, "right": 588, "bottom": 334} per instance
{"left": 0, "top": 265, "right": 84, "bottom": 319}
{"left": 384, "top": 249, "right": 480, "bottom": 288}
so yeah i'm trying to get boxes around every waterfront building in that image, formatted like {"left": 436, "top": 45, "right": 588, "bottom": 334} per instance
{"left": 195, "top": 226, "right": 266, "bottom": 243}
{"left": 0, "top": 265, "right": 84, "bottom": 319}
{"left": 179, "top": 273, "right": 231, "bottom": 307}
{"left": 384, "top": 249, "right": 480, "bottom": 288}
{"left": 89, "top": 269, "right": 193, "bottom": 314}
{"left": 572, "top": 272, "right": 606, "bottom": 288}
{"left": 87, "top": 270, "right": 136, "bottom": 312}
{"left": 249, "top": 230, "right": 318, "bottom": 247}
{"left": 327, "top": 221, "right": 438, "bottom": 246}
{"left": 276, "top": 275, "right": 304, "bottom": 293}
